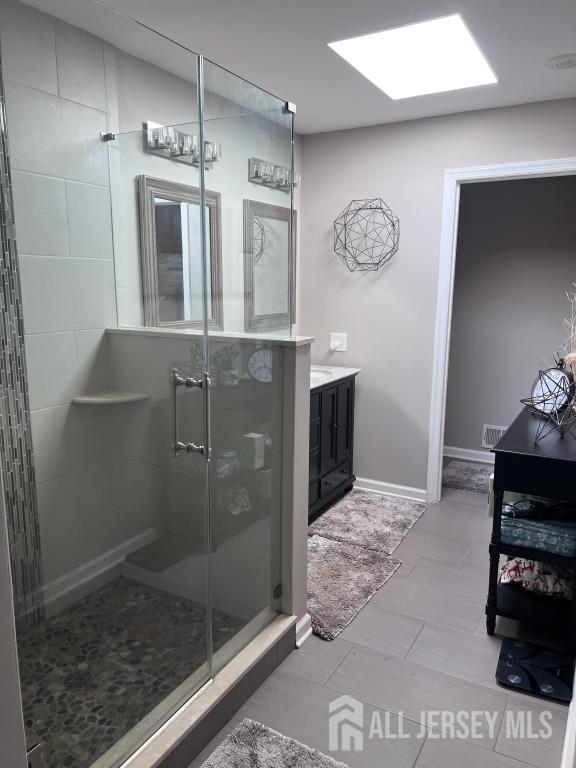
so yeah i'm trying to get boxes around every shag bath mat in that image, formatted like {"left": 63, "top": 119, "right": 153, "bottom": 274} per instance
{"left": 307, "top": 535, "right": 401, "bottom": 641}
{"left": 442, "top": 459, "right": 493, "bottom": 494}
{"left": 309, "top": 488, "right": 426, "bottom": 553}
{"left": 200, "top": 718, "right": 350, "bottom": 767}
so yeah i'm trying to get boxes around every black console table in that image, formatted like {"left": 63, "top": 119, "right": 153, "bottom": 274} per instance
{"left": 487, "top": 407, "right": 576, "bottom": 644}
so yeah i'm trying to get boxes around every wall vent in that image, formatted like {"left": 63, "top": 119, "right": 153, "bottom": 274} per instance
{"left": 482, "top": 424, "right": 507, "bottom": 449}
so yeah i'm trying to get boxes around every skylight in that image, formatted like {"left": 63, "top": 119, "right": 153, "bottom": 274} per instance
{"left": 328, "top": 14, "right": 497, "bottom": 100}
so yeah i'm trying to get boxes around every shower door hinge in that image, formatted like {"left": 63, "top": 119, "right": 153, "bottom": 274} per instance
{"left": 28, "top": 743, "right": 45, "bottom": 768}
{"left": 283, "top": 101, "right": 296, "bottom": 114}
{"left": 273, "top": 583, "right": 283, "bottom": 600}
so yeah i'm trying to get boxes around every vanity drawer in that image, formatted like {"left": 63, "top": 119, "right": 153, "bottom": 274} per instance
{"left": 320, "top": 460, "right": 351, "bottom": 498}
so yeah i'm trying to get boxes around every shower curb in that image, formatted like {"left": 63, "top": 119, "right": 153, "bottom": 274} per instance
{"left": 119, "top": 613, "right": 296, "bottom": 768}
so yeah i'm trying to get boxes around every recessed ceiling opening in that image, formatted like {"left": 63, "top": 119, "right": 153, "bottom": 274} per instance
{"left": 328, "top": 14, "right": 498, "bottom": 100}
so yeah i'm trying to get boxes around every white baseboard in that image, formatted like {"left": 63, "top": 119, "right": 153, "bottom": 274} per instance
{"left": 561, "top": 670, "right": 576, "bottom": 768}
{"left": 355, "top": 477, "right": 427, "bottom": 503}
{"left": 444, "top": 445, "right": 495, "bottom": 465}
{"left": 296, "top": 612, "right": 312, "bottom": 647}
{"left": 43, "top": 529, "right": 157, "bottom": 616}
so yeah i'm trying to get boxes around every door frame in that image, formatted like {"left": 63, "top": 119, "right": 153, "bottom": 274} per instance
{"left": 426, "top": 156, "right": 576, "bottom": 503}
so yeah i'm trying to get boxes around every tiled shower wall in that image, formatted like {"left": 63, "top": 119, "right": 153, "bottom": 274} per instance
{"left": 0, "top": 32, "right": 43, "bottom": 625}
{"left": 0, "top": 0, "right": 139, "bottom": 598}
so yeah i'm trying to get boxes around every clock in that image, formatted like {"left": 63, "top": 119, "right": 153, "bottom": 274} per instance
{"left": 529, "top": 365, "right": 574, "bottom": 414}
{"left": 248, "top": 348, "right": 273, "bottom": 383}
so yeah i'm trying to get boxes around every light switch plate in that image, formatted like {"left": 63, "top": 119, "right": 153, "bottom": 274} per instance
{"left": 329, "top": 332, "right": 348, "bottom": 352}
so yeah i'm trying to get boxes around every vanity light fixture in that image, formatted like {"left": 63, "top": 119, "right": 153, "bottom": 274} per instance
{"left": 144, "top": 121, "right": 222, "bottom": 169}
{"left": 328, "top": 14, "right": 497, "bottom": 100}
{"left": 248, "top": 157, "right": 299, "bottom": 192}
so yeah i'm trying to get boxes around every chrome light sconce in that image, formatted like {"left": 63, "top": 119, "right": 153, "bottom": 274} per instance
{"left": 248, "top": 157, "right": 299, "bottom": 192}
{"left": 144, "top": 121, "right": 222, "bottom": 169}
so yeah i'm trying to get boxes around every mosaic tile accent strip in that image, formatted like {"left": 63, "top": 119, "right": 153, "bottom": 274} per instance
{"left": 0, "top": 47, "right": 44, "bottom": 626}
{"left": 18, "top": 576, "right": 243, "bottom": 768}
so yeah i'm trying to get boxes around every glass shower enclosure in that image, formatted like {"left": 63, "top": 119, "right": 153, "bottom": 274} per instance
{"left": 0, "top": 1, "right": 295, "bottom": 767}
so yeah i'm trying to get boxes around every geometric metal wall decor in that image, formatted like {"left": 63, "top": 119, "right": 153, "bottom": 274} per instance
{"left": 334, "top": 198, "right": 400, "bottom": 272}
{"left": 521, "top": 360, "right": 576, "bottom": 441}
{"left": 0, "top": 51, "right": 45, "bottom": 626}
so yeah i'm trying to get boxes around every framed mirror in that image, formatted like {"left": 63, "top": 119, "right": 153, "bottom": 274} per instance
{"left": 243, "top": 199, "right": 296, "bottom": 332}
{"left": 138, "top": 175, "right": 222, "bottom": 328}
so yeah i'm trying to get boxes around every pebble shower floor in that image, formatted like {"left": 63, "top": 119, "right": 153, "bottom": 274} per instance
{"left": 17, "top": 576, "right": 242, "bottom": 768}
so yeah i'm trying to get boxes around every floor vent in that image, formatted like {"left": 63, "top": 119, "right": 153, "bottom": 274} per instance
{"left": 482, "top": 424, "right": 507, "bottom": 449}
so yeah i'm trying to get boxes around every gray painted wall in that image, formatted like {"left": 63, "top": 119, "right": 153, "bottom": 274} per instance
{"left": 299, "top": 99, "right": 576, "bottom": 492}
{"left": 445, "top": 176, "right": 576, "bottom": 453}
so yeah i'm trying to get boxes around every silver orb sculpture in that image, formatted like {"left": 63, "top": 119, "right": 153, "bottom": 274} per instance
{"left": 334, "top": 198, "right": 400, "bottom": 272}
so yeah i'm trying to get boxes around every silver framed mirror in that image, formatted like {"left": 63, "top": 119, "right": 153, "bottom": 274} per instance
{"left": 138, "top": 175, "right": 223, "bottom": 328}
{"left": 243, "top": 199, "right": 296, "bottom": 332}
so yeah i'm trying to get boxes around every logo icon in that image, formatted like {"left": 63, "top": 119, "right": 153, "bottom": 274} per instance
{"left": 329, "top": 695, "right": 364, "bottom": 752}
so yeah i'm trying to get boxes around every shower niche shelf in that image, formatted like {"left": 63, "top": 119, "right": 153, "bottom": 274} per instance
{"left": 72, "top": 390, "right": 149, "bottom": 405}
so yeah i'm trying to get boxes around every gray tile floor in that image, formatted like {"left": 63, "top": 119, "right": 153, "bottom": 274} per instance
{"left": 189, "top": 489, "right": 570, "bottom": 768}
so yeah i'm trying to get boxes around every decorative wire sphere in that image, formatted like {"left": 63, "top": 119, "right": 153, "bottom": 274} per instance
{"left": 253, "top": 216, "right": 266, "bottom": 264}
{"left": 334, "top": 198, "right": 400, "bottom": 272}
{"left": 521, "top": 364, "right": 576, "bottom": 441}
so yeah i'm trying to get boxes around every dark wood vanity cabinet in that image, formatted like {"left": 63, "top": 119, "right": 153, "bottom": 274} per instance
{"left": 309, "top": 375, "right": 357, "bottom": 520}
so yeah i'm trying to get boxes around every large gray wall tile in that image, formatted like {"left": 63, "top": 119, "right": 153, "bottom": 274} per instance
{"left": 66, "top": 181, "right": 113, "bottom": 259}
{"left": 0, "top": 1, "right": 57, "bottom": 94}
{"left": 55, "top": 21, "right": 107, "bottom": 111}
{"left": 5, "top": 83, "right": 62, "bottom": 176}
{"left": 19, "top": 255, "right": 117, "bottom": 333}
{"left": 30, "top": 404, "right": 112, "bottom": 483}
{"left": 59, "top": 99, "right": 109, "bottom": 185}
{"left": 5, "top": 82, "right": 109, "bottom": 185}
{"left": 12, "top": 172, "right": 68, "bottom": 256}
{"left": 74, "top": 329, "right": 110, "bottom": 394}
{"left": 24, "top": 332, "right": 77, "bottom": 410}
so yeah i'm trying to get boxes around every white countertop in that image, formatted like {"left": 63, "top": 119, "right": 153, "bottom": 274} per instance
{"left": 310, "top": 365, "right": 362, "bottom": 390}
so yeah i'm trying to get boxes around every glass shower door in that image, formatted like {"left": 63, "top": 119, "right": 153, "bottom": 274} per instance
{"left": 200, "top": 59, "right": 294, "bottom": 673}
{"left": 1, "top": 3, "right": 215, "bottom": 765}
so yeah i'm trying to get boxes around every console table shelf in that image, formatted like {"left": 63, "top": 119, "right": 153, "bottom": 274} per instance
{"left": 487, "top": 406, "right": 576, "bottom": 645}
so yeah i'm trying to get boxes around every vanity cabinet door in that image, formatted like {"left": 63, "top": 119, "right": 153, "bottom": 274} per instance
{"left": 320, "top": 386, "right": 338, "bottom": 476}
{"left": 309, "top": 393, "right": 320, "bottom": 483}
{"left": 336, "top": 380, "right": 352, "bottom": 466}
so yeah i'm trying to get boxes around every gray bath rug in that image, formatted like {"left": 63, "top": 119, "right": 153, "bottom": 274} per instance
{"left": 307, "top": 535, "right": 401, "bottom": 641}
{"left": 442, "top": 459, "right": 493, "bottom": 494}
{"left": 200, "top": 718, "right": 350, "bottom": 767}
{"left": 309, "top": 488, "right": 426, "bottom": 554}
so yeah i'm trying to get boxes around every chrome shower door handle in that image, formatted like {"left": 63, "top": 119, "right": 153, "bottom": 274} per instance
{"left": 202, "top": 371, "right": 211, "bottom": 461}
{"left": 171, "top": 368, "right": 211, "bottom": 458}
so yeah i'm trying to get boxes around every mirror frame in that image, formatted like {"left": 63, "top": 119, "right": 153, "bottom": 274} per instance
{"left": 243, "top": 199, "right": 296, "bottom": 332}
{"left": 138, "top": 175, "right": 223, "bottom": 329}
